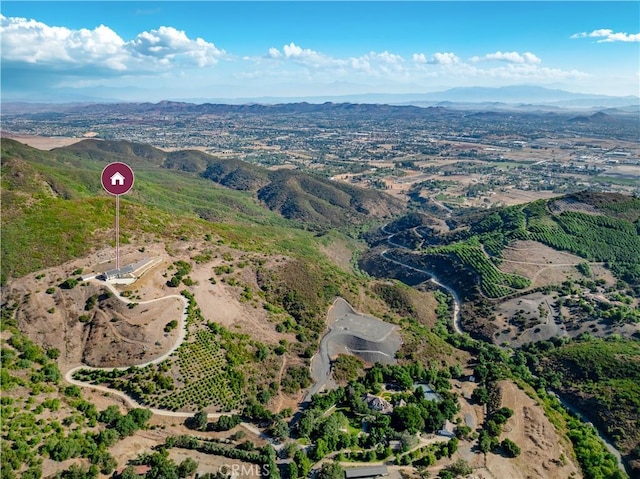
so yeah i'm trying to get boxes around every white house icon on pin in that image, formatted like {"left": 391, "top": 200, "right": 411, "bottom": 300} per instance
{"left": 110, "top": 172, "right": 125, "bottom": 186}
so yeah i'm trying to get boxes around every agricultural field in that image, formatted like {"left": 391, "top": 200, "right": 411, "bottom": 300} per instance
{"left": 425, "top": 239, "right": 531, "bottom": 298}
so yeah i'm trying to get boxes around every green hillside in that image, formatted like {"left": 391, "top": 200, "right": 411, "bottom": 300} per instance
{"left": 523, "top": 336, "right": 640, "bottom": 463}
{"left": 60, "top": 138, "right": 404, "bottom": 228}
{"left": 1, "top": 138, "right": 401, "bottom": 282}
{"left": 381, "top": 193, "right": 640, "bottom": 300}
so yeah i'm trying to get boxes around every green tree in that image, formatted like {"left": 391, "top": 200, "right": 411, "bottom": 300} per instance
{"left": 288, "top": 461, "right": 299, "bottom": 479}
{"left": 128, "top": 408, "right": 152, "bottom": 428}
{"left": 177, "top": 457, "right": 198, "bottom": 478}
{"left": 312, "top": 438, "right": 329, "bottom": 461}
{"left": 293, "top": 450, "right": 311, "bottom": 478}
{"left": 270, "top": 418, "right": 290, "bottom": 441}
{"left": 471, "top": 386, "right": 489, "bottom": 405}
{"left": 317, "top": 462, "right": 343, "bottom": 479}
{"left": 120, "top": 466, "right": 143, "bottom": 479}
{"left": 190, "top": 410, "right": 208, "bottom": 431}
{"left": 501, "top": 438, "right": 521, "bottom": 458}
{"left": 99, "top": 405, "right": 121, "bottom": 425}
{"left": 441, "top": 458, "right": 472, "bottom": 477}
{"left": 393, "top": 404, "right": 425, "bottom": 434}
{"left": 478, "top": 431, "right": 493, "bottom": 454}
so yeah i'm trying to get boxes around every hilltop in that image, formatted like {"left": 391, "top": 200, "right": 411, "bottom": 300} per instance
{"left": 1, "top": 137, "right": 402, "bottom": 282}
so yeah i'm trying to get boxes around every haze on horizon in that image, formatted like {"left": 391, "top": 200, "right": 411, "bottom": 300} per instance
{"left": 1, "top": 1, "right": 639, "bottom": 103}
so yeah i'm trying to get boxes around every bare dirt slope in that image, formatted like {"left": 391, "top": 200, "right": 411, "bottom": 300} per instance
{"left": 6, "top": 243, "right": 184, "bottom": 370}
{"left": 4, "top": 240, "right": 291, "bottom": 375}
{"left": 484, "top": 380, "right": 582, "bottom": 479}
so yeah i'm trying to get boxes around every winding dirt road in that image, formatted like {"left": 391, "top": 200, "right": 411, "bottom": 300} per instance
{"left": 381, "top": 223, "right": 463, "bottom": 334}
{"left": 63, "top": 280, "right": 227, "bottom": 418}
{"left": 380, "top": 224, "right": 628, "bottom": 474}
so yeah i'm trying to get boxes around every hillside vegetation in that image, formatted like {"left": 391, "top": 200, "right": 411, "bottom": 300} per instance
{"left": 371, "top": 192, "right": 640, "bottom": 302}
{"left": 522, "top": 336, "right": 640, "bottom": 469}
{"left": 1, "top": 138, "right": 400, "bottom": 282}
{"left": 60, "top": 139, "right": 403, "bottom": 228}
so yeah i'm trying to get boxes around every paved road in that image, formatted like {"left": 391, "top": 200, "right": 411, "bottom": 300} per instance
{"left": 381, "top": 224, "right": 628, "bottom": 474}
{"left": 381, "top": 249, "right": 463, "bottom": 335}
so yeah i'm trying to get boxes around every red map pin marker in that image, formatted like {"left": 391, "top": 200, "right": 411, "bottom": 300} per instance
{"left": 101, "top": 162, "right": 134, "bottom": 195}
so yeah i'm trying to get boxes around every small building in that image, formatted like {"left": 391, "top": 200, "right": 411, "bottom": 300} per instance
{"left": 438, "top": 420, "right": 456, "bottom": 438}
{"left": 99, "top": 264, "right": 135, "bottom": 281}
{"left": 363, "top": 393, "right": 393, "bottom": 414}
{"left": 344, "top": 466, "right": 389, "bottom": 479}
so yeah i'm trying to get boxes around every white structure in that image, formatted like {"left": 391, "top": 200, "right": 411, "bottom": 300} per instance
{"left": 110, "top": 171, "right": 125, "bottom": 186}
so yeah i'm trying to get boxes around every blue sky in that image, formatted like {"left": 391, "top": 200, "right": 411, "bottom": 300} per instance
{"left": 1, "top": 1, "right": 639, "bottom": 101}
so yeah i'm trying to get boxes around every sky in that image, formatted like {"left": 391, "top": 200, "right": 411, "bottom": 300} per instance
{"left": 1, "top": 1, "right": 639, "bottom": 102}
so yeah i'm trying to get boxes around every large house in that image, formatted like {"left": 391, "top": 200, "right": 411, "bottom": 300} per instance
{"left": 363, "top": 393, "right": 393, "bottom": 414}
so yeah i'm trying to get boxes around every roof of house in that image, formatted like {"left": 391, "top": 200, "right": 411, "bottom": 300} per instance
{"left": 103, "top": 264, "right": 135, "bottom": 278}
{"left": 363, "top": 393, "right": 393, "bottom": 413}
{"left": 344, "top": 466, "right": 389, "bottom": 479}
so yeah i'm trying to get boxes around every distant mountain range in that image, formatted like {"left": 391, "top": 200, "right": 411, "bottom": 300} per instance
{"left": 175, "top": 86, "right": 640, "bottom": 110}
{"left": 2, "top": 86, "right": 638, "bottom": 111}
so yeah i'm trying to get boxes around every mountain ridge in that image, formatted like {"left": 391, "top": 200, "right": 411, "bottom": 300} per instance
{"left": 3, "top": 85, "right": 637, "bottom": 109}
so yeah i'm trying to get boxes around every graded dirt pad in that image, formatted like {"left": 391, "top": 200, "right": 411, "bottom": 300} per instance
{"left": 307, "top": 298, "right": 401, "bottom": 400}
{"left": 493, "top": 292, "right": 567, "bottom": 347}
{"left": 498, "top": 240, "right": 592, "bottom": 288}
{"left": 325, "top": 298, "right": 402, "bottom": 364}
{"left": 483, "top": 380, "right": 581, "bottom": 479}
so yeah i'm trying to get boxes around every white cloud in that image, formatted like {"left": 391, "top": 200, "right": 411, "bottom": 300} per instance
{"left": 472, "top": 51, "right": 541, "bottom": 64}
{"left": 266, "top": 42, "right": 340, "bottom": 69}
{"left": 430, "top": 52, "right": 460, "bottom": 65}
{"left": 259, "top": 43, "right": 586, "bottom": 87}
{"left": 1, "top": 14, "right": 599, "bottom": 98}
{"left": 571, "top": 29, "right": 640, "bottom": 43}
{"left": 265, "top": 43, "right": 405, "bottom": 76}
{"left": 129, "top": 26, "right": 224, "bottom": 67}
{"left": 267, "top": 47, "right": 282, "bottom": 59}
{"left": 412, "top": 53, "right": 427, "bottom": 64}
{"left": 0, "top": 14, "right": 226, "bottom": 73}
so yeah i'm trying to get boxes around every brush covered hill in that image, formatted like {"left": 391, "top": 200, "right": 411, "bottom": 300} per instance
{"left": 1, "top": 137, "right": 402, "bottom": 282}
{"left": 360, "top": 191, "right": 640, "bottom": 473}
{"left": 59, "top": 138, "right": 404, "bottom": 228}
{"left": 362, "top": 191, "right": 640, "bottom": 341}
{"left": 522, "top": 335, "right": 640, "bottom": 471}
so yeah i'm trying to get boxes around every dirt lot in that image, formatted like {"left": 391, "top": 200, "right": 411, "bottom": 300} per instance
{"left": 2, "top": 132, "right": 87, "bottom": 150}
{"left": 497, "top": 240, "right": 589, "bottom": 288}
{"left": 4, "top": 239, "right": 294, "bottom": 375}
{"left": 5, "top": 243, "right": 184, "bottom": 371}
{"left": 432, "top": 379, "right": 582, "bottom": 479}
